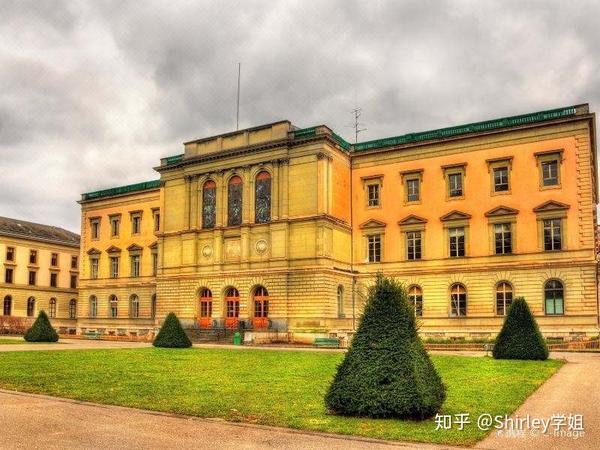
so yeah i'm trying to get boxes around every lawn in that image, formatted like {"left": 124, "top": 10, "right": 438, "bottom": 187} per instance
{"left": 0, "top": 338, "right": 25, "bottom": 345}
{"left": 0, "top": 348, "right": 562, "bottom": 445}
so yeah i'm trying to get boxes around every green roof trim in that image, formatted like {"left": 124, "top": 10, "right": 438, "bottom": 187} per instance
{"left": 82, "top": 180, "right": 161, "bottom": 201}
{"left": 164, "top": 154, "right": 184, "bottom": 165}
{"left": 293, "top": 127, "right": 317, "bottom": 139}
{"left": 352, "top": 105, "right": 579, "bottom": 152}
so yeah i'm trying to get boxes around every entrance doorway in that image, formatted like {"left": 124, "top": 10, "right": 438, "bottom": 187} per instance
{"left": 224, "top": 287, "right": 240, "bottom": 329}
{"left": 199, "top": 288, "right": 213, "bottom": 328}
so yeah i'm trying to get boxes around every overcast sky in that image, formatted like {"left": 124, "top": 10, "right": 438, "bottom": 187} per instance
{"left": 1, "top": 0, "right": 599, "bottom": 233}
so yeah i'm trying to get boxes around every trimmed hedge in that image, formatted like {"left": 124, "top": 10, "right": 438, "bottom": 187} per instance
{"left": 24, "top": 310, "right": 59, "bottom": 342}
{"left": 493, "top": 297, "right": 548, "bottom": 360}
{"left": 153, "top": 312, "right": 192, "bottom": 348}
{"left": 325, "top": 275, "right": 446, "bottom": 419}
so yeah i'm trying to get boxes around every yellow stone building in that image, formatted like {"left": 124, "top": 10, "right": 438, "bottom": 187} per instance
{"left": 0, "top": 216, "right": 80, "bottom": 334}
{"left": 77, "top": 182, "right": 160, "bottom": 339}
{"left": 78, "top": 104, "right": 599, "bottom": 342}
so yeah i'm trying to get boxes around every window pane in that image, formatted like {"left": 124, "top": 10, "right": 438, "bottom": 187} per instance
{"left": 255, "top": 172, "right": 272, "bottom": 223}
{"left": 202, "top": 181, "right": 217, "bottom": 229}
{"left": 228, "top": 176, "right": 243, "bottom": 226}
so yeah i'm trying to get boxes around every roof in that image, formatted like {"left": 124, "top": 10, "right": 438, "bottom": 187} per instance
{"left": 158, "top": 104, "right": 590, "bottom": 166}
{"left": 0, "top": 216, "right": 80, "bottom": 248}
{"left": 80, "top": 180, "right": 161, "bottom": 202}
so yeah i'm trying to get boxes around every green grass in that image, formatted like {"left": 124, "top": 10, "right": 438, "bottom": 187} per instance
{"left": 0, "top": 348, "right": 562, "bottom": 445}
{"left": 0, "top": 338, "right": 26, "bottom": 345}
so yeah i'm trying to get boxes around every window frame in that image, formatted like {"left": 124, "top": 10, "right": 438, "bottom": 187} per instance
{"left": 400, "top": 169, "right": 423, "bottom": 205}
{"left": 89, "top": 295, "right": 98, "bottom": 318}
{"left": 408, "top": 285, "right": 423, "bottom": 317}
{"left": 442, "top": 163, "right": 467, "bottom": 200}
{"left": 486, "top": 157, "right": 513, "bottom": 195}
{"left": 109, "top": 214, "right": 121, "bottom": 238}
{"left": 5, "top": 268, "right": 14, "bottom": 284}
{"left": 130, "top": 211, "right": 143, "bottom": 235}
{"left": 49, "top": 271, "right": 58, "bottom": 288}
{"left": 361, "top": 175, "right": 383, "bottom": 209}
{"left": 367, "top": 234, "right": 382, "bottom": 263}
{"left": 544, "top": 279, "right": 565, "bottom": 315}
{"left": 5, "top": 246, "right": 15, "bottom": 262}
{"left": 90, "top": 217, "right": 101, "bottom": 240}
{"left": 109, "top": 256, "right": 120, "bottom": 279}
{"left": 495, "top": 281, "right": 513, "bottom": 316}
{"left": 535, "top": 150, "right": 563, "bottom": 190}
{"left": 49, "top": 298, "right": 57, "bottom": 318}
{"left": 449, "top": 283, "right": 467, "bottom": 317}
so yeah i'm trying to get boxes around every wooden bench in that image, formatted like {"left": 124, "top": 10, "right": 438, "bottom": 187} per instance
{"left": 314, "top": 337, "right": 340, "bottom": 348}
{"left": 84, "top": 331, "right": 101, "bottom": 340}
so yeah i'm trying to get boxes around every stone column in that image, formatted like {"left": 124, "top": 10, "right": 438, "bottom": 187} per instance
{"left": 183, "top": 175, "right": 191, "bottom": 230}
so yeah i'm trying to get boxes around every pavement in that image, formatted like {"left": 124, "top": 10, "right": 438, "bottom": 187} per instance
{"left": 0, "top": 337, "right": 598, "bottom": 449}
{"left": 0, "top": 390, "right": 446, "bottom": 450}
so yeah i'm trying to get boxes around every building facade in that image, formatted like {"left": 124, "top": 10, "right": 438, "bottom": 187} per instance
{"left": 77, "top": 182, "right": 160, "bottom": 339}
{"left": 78, "top": 104, "right": 599, "bottom": 341}
{"left": 0, "top": 216, "right": 80, "bottom": 333}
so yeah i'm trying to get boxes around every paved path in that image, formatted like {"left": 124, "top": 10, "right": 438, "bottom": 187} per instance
{"left": 0, "top": 336, "right": 150, "bottom": 352}
{"left": 477, "top": 352, "right": 599, "bottom": 450}
{"left": 0, "top": 390, "right": 449, "bottom": 450}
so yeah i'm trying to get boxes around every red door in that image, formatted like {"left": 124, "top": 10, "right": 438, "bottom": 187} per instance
{"left": 198, "top": 289, "right": 212, "bottom": 328}
{"left": 253, "top": 287, "right": 269, "bottom": 329}
{"left": 224, "top": 288, "right": 240, "bottom": 329}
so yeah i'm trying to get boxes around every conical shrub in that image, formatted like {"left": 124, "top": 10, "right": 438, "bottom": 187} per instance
{"left": 493, "top": 297, "right": 548, "bottom": 360}
{"left": 153, "top": 312, "right": 192, "bottom": 348}
{"left": 24, "top": 310, "right": 59, "bottom": 342}
{"left": 325, "top": 276, "right": 446, "bottom": 419}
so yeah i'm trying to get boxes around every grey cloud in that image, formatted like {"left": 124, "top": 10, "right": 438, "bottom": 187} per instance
{"left": 1, "top": 0, "right": 599, "bottom": 232}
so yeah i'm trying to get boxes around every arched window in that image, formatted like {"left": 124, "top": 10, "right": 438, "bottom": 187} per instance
{"left": 450, "top": 284, "right": 467, "bottom": 317}
{"left": 545, "top": 279, "right": 564, "bottom": 315}
{"left": 253, "top": 286, "right": 269, "bottom": 329}
{"left": 224, "top": 287, "right": 240, "bottom": 328}
{"left": 27, "top": 297, "right": 36, "bottom": 317}
{"left": 151, "top": 294, "right": 157, "bottom": 319}
{"left": 3, "top": 295, "right": 12, "bottom": 316}
{"left": 255, "top": 171, "right": 271, "bottom": 224}
{"left": 49, "top": 298, "right": 57, "bottom": 318}
{"left": 129, "top": 295, "right": 140, "bottom": 318}
{"left": 202, "top": 180, "right": 217, "bottom": 229}
{"left": 89, "top": 295, "right": 98, "bottom": 318}
{"left": 228, "top": 176, "right": 243, "bottom": 226}
{"left": 199, "top": 288, "right": 212, "bottom": 328}
{"left": 408, "top": 285, "right": 423, "bottom": 317}
{"left": 337, "top": 285, "right": 345, "bottom": 318}
{"left": 69, "top": 299, "right": 77, "bottom": 319}
{"left": 109, "top": 295, "right": 118, "bottom": 318}
{"left": 495, "top": 282, "right": 513, "bottom": 316}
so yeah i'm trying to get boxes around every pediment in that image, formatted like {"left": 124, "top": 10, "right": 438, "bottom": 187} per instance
{"left": 127, "top": 244, "right": 143, "bottom": 252}
{"left": 359, "top": 219, "right": 387, "bottom": 229}
{"left": 484, "top": 206, "right": 519, "bottom": 217}
{"left": 398, "top": 214, "right": 428, "bottom": 226}
{"left": 533, "top": 200, "right": 570, "bottom": 213}
{"left": 148, "top": 241, "right": 158, "bottom": 250}
{"left": 87, "top": 247, "right": 101, "bottom": 255}
{"left": 440, "top": 210, "right": 472, "bottom": 222}
{"left": 105, "top": 245, "right": 122, "bottom": 254}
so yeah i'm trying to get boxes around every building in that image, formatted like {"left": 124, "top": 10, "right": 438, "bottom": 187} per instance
{"left": 77, "top": 181, "right": 160, "bottom": 339}
{"left": 0, "top": 216, "right": 80, "bottom": 334}
{"left": 78, "top": 103, "right": 599, "bottom": 342}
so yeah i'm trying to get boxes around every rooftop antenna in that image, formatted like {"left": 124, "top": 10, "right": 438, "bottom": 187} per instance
{"left": 236, "top": 62, "right": 241, "bottom": 130}
{"left": 347, "top": 107, "right": 367, "bottom": 144}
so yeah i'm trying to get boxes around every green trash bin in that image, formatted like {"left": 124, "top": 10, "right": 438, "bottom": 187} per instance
{"left": 233, "top": 331, "right": 242, "bottom": 345}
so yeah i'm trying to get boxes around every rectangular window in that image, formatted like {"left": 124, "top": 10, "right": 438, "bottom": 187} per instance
{"left": 50, "top": 272, "right": 58, "bottom": 288}
{"left": 6, "top": 246, "right": 15, "bottom": 261}
{"left": 494, "top": 223, "right": 512, "bottom": 254}
{"left": 542, "top": 160, "right": 559, "bottom": 186}
{"left": 110, "top": 217, "right": 120, "bottom": 237}
{"left": 5, "top": 268, "right": 13, "bottom": 284}
{"left": 406, "top": 231, "right": 422, "bottom": 260}
{"left": 367, "top": 235, "right": 381, "bottom": 262}
{"left": 448, "top": 173, "right": 463, "bottom": 197}
{"left": 29, "top": 250, "right": 37, "bottom": 264}
{"left": 71, "top": 256, "right": 78, "bottom": 269}
{"left": 51, "top": 253, "right": 58, "bottom": 267}
{"left": 449, "top": 227, "right": 465, "bottom": 257}
{"left": 110, "top": 257, "right": 120, "bottom": 278}
{"left": 367, "top": 184, "right": 380, "bottom": 207}
{"left": 153, "top": 211, "right": 160, "bottom": 232}
{"left": 70, "top": 275, "right": 77, "bottom": 289}
{"left": 543, "top": 219, "right": 562, "bottom": 250}
{"left": 130, "top": 255, "right": 140, "bottom": 278}
{"left": 152, "top": 253, "right": 158, "bottom": 276}
{"left": 493, "top": 167, "right": 509, "bottom": 192}
{"left": 545, "top": 297, "right": 564, "bottom": 315}
{"left": 406, "top": 178, "right": 420, "bottom": 202}
{"left": 28, "top": 271, "right": 36, "bottom": 286}
{"left": 90, "top": 258, "right": 99, "bottom": 280}
{"left": 131, "top": 214, "right": 141, "bottom": 235}
{"left": 90, "top": 219, "right": 100, "bottom": 239}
